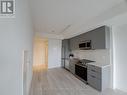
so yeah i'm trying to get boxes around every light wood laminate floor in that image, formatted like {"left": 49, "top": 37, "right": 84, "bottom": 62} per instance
{"left": 29, "top": 68, "right": 127, "bottom": 95}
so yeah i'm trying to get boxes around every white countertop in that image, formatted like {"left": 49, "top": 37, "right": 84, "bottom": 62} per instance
{"left": 87, "top": 62, "right": 110, "bottom": 68}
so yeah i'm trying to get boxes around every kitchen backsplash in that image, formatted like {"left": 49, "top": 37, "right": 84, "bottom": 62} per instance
{"left": 71, "top": 49, "right": 110, "bottom": 65}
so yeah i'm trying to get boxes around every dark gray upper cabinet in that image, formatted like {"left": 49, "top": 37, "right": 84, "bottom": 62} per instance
{"left": 87, "top": 26, "right": 110, "bottom": 49}
{"left": 69, "top": 33, "right": 87, "bottom": 50}
{"left": 69, "top": 36, "right": 79, "bottom": 50}
{"left": 62, "top": 39, "right": 70, "bottom": 58}
{"left": 69, "top": 26, "right": 110, "bottom": 50}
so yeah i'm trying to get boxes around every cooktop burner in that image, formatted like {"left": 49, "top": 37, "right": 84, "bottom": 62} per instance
{"left": 77, "top": 59, "right": 95, "bottom": 67}
{"left": 81, "top": 59, "right": 95, "bottom": 63}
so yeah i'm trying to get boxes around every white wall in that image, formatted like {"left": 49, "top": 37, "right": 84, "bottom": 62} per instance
{"left": 0, "top": 0, "right": 34, "bottom": 95}
{"left": 113, "top": 24, "right": 127, "bottom": 92}
{"left": 48, "top": 39, "right": 62, "bottom": 69}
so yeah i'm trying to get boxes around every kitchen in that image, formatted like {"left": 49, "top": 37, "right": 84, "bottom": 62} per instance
{"left": 62, "top": 26, "right": 111, "bottom": 91}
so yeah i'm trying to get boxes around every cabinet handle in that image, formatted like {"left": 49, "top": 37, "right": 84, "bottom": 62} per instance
{"left": 91, "top": 75, "right": 96, "bottom": 78}
{"left": 91, "top": 70, "right": 96, "bottom": 72}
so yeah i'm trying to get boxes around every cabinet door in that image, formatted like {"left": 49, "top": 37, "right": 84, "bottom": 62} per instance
{"left": 62, "top": 39, "right": 70, "bottom": 58}
{"left": 69, "top": 26, "right": 110, "bottom": 50}
{"left": 88, "top": 74, "right": 101, "bottom": 91}
{"left": 69, "top": 33, "right": 87, "bottom": 50}
{"left": 69, "top": 37, "right": 79, "bottom": 50}
{"left": 69, "top": 62, "right": 75, "bottom": 74}
{"left": 78, "top": 33, "right": 87, "bottom": 43}
{"left": 62, "top": 41, "right": 65, "bottom": 58}
{"left": 65, "top": 59, "right": 70, "bottom": 70}
{"left": 65, "top": 39, "right": 70, "bottom": 58}
{"left": 89, "top": 26, "right": 106, "bottom": 49}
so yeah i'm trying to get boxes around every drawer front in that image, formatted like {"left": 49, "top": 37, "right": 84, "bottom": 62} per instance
{"left": 69, "top": 62, "right": 75, "bottom": 67}
{"left": 69, "top": 66, "right": 75, "bottom": 74}
{"left": 69, "top": 62, "right": 75, "bottom": 74}
{"left": 88, "top": 64, "right": 101, "bottom": 73}
{"left": 88, "top": 69, "right": 101, "bottom": 79}
{"left": 88, "top": 74, "right": 101, "bottom": 91}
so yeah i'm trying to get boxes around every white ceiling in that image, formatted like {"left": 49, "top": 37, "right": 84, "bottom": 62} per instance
{"left": 30, "top": 0, "right": 125, "bottom": 38}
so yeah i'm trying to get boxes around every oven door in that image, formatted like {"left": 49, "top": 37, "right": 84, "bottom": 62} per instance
{"left": 75, "top": 64, "right": 87, "bottom": 81}
{"left": 79, "top": 43, "right": 86, "bottom": 48}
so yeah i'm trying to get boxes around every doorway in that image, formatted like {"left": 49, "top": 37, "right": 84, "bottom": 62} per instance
{"left": 33, "top": 37, "right": 48, "bottom": 71}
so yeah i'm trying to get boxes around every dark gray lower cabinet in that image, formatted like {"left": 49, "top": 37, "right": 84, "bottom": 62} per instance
{"left": 88, "top": 74, "right": 101, "bottom": 91}
{"left": 87, "top": 64, "right": 110, "bottom": 91}
{"left": 69, "top": 59, "right": 79, "bottom": 74}
{"left": 69, "top": 61, "right": 75, "bottom": 74}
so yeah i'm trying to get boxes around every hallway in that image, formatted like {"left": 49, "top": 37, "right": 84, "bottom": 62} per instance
{"left": 29, "top": 68, "right": 127, "bottom": 95}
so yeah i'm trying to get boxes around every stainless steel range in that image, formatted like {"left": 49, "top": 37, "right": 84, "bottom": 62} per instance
{"left": 75, "top": 59, "right": 95, "bottom": 82}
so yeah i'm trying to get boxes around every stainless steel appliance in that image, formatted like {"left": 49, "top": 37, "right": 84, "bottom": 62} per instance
{"left": 75, "top": 59, "right": 95, "bottom": 82}
{"left": 79, "top": 40, "right": 91, "bottom": 50}
{"left": 75, "top": 64, "right": 87, "bottom": 81}
{"left": 61, "top": 39, "right": 71, "bottom": 70}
